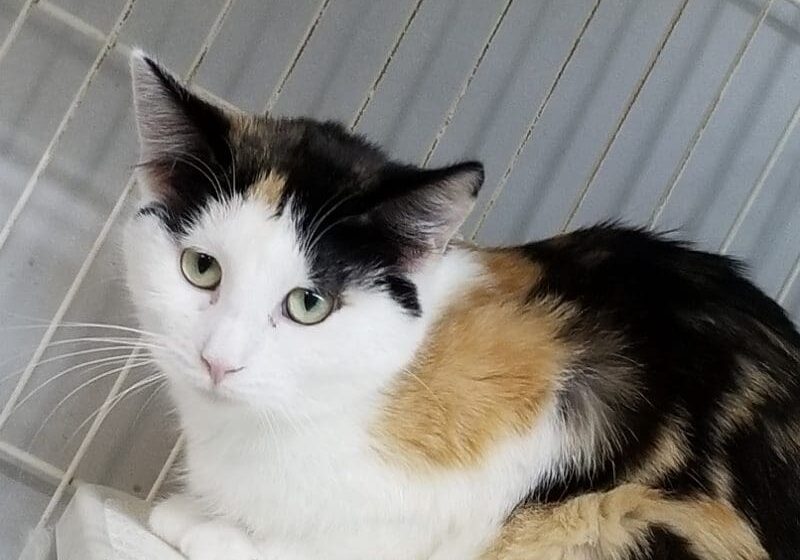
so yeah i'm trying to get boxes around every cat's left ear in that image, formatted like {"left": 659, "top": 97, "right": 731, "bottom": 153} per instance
{"left": 374, "top": 161, "right": 484, "bottom": 255}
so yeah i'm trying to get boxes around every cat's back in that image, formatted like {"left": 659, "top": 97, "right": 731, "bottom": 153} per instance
{"left": 515, "top": 224, "right": 800, "bottom": 407}
{"left": 521, "top": 224, "right": 793, "bottom": 329}
{"left": 496, "top": 225, "right": 800, "bottom": 559}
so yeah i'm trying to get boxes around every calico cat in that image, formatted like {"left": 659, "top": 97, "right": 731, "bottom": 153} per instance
{"left": 126, "top": 51, "right": 800, "bottom": 560}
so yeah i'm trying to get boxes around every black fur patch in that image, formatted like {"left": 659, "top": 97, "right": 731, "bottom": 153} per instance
{"left": 132, "top": 57, "right": 481, "bottom": 315}
{"left": 375, "top": 275, "right": 421, "bottom": 316}
{"left": 517, "top": 225, "right": 799, "bottom": 558}
{"left": 639, "top": 526, "right": 700, "bottom": 560}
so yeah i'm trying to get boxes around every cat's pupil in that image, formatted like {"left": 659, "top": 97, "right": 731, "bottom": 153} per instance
{"left": 196, "top": 254, "right": 212, "bottom": 274}
{"left": 303, "top": 291, "right": 319, "bottom": 310}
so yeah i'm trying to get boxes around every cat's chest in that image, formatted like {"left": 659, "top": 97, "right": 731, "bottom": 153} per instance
{"left": 185, "top": 419, "right": 435, "bottom": 531}
{"left": 178, "top": 402, "right": 558, "bottom": 560}
{"left": 181, "top": 414, "right": 526, "bottom": 546}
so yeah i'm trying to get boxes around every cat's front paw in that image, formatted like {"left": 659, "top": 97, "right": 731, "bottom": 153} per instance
{"left": 150, "top": 495, "right": 261, "bottom": 560}
{"left": 150, "top": 494, "right": 205, "bottom": 549}
{"left": 180, "top": 521, "right": 263, "bottom": 560}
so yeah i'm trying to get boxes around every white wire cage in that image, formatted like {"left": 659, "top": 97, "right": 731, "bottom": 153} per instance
{"left": 1, "top": 0, "right": 799, "bottom": 558}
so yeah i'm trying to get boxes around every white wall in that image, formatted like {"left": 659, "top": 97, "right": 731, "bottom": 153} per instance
{"left": 1, "top": 0, "right": 799, "bottom": 557}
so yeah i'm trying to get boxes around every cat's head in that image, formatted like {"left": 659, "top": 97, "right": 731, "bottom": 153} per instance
{"left": 124, "top": 52, "right": 484, "bottom": 417}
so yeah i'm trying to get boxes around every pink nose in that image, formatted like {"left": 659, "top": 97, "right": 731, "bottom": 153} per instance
{"left": 201, "top": 355, "right": 243, "bottom": 386}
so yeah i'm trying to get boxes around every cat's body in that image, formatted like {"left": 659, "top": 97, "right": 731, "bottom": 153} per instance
{"left": 126, "top": 52, "right": 799, "bottom": 560}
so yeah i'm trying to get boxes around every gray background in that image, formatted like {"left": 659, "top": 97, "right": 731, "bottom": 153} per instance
{"left": 0, "top": 0, "right": 799, "bottom": 558}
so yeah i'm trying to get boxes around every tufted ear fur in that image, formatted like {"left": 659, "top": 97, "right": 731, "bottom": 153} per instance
{"left": 371, "top": 161, "right": 484, "bottom": 255}
{"left": 130, "top": 51, "right": 232, "bottom": 205}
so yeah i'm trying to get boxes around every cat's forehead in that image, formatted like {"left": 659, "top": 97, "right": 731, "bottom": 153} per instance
{"left": 143, "top": 115, "right": 388, "bottom": 236}
{"left": 229, "top": 116, "right": 387, "bottom": 201}
{"left": 184, "top": 195, "right": 309, "bottom": 287}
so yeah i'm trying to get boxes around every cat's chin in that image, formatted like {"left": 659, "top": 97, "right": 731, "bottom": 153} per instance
{"left": 191, "top": 384, "right": 238, "bottom": 403}
{"left": 171, "top": 374, "right": 248, "bottom": 408}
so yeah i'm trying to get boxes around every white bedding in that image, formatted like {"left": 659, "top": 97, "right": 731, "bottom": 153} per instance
{"left": 56, "top": 485, "right": 183, "bottom": 560}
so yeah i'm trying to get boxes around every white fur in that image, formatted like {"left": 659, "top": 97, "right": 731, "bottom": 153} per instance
{"left": 125, "top": 195, "right": 568, "bottom": 559}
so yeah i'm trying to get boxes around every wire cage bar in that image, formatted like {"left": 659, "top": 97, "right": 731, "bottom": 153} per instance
{"left": 0, "top": 0, "right": 137, "bottom": 255}
{"left": 0, "top": 0, "right": 242, "bottom": 519}
{"left": 348, "top": 0, "right": 426, "bottom": 131}
{"left": 468, "top": 0, "right": 602, "bottom": 239}
{"left": 648, "top": 0, "right": 776, "bottom": 230}
{"left": 560, "top": 0, "right": 692, "bottom": 233}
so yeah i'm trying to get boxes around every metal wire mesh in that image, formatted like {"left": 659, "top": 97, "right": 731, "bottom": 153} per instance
{"left": 0, "top": 1, "right": 799, "bottom": 557}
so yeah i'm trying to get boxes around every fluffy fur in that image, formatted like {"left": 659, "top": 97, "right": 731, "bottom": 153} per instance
{"left": 125, "top": 52, "right": 799, "bottom": 560}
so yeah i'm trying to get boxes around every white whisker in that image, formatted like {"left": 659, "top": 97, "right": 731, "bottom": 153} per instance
{"left": 60, "top": 372, "right": 165, "bottom": 452}
{"left": 305, "top": 215, "right": 356, "bottom": 255}
{"left": 168, "top": 151, "right": 227, "bottom": 200}
{"left": 0, "top": 321, "right": 160, "bottom": 338}
{"left": 132, "top": 380, "right": 168, "bottom": 429}
{"left": 11, "top": 355, "right": 154, "bottom": 413}
{"left": 0, "top": 336, "right": 163, "bottom": 377}
{"left": 225, "top": 138, "right": 237, "bottom": 196}
{"left": 302, "top": 191, "right": 358, "bottom": 252}
{"left": 27, "top": 365, "right": 158, "bottom": 452}
{"left": 0, "top": 343, "right": 159, "bottom": 385}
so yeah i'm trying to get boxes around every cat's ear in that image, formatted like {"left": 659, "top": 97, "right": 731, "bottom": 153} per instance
{"left": 130, "top": 50, "right": 231, "bottom": 200}
{"left": 374, "top": 161, "right": 484, "bottom": 256}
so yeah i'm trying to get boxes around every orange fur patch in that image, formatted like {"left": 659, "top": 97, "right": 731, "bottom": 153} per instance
{"left": 375, "top": 249, "right": 570, "bottom": 468}
{"left": 482, "top": 484, "right": 766, "bottom": 560}
{"left": 250, "top": 170, "right": 287, "bottom": 207}
{"left": 626, "top": 414, "right": 689, "bottom": 487}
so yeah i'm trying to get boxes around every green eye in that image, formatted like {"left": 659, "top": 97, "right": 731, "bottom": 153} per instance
{"left": 180, "top": 249, "right": 222, "bottom": 290}
{"left": 284, "top": 288, "right": 334, "bottom": 325}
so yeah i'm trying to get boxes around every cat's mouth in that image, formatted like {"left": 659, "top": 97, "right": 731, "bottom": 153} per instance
{"left": 198, "top": 377, "right": 237, "bottom": 396}
{"left": 180, "top": 370, "right": 240, "bottom": 403}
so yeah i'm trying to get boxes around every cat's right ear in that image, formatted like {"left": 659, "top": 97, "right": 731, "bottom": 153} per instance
{"left": 130, "top": 50, "right": 231, "bottom": 201}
